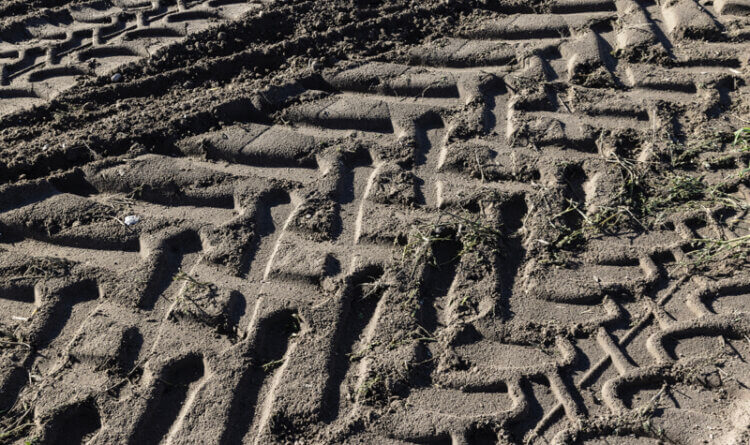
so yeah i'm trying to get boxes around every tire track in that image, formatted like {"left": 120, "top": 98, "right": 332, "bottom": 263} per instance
{"left": 0, "top": 0, "right": 259, "bottom": 115}
{"left": 0, "top": 0, "right": 749, "bottom": 443}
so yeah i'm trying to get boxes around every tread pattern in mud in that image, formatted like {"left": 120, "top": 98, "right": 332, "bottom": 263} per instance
{"left": 0, "top": 0, "right": 258, "bottom": 115}
{"left": 1, "top": 0, "right": 750, "bottom": 444}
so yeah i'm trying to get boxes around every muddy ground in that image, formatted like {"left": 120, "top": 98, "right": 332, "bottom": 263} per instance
{"left": 1, "top": 0, "right": 750, "bottom": 444}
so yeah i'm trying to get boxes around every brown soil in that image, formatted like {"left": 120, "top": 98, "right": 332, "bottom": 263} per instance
{"left": 1, "top": 0, "right": 750, "bottom": 444}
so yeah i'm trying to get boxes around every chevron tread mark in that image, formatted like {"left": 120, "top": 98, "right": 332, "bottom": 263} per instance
{"left": 0, "top": 0, "right": 260, "bottom": 115}
{"left": 1, "top": 0, "right": 750, "bottom": 443}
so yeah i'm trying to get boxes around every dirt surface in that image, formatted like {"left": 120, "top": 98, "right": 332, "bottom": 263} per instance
{"left": 1, "top": 0, "right": 750, "bottom": 444}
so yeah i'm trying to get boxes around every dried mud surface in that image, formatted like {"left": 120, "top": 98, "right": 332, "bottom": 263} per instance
{"left": 1, "top": 0, "right": 750, "bottom": 444}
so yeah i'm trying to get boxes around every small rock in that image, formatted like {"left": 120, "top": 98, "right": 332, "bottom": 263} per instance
{"left": 111, "top": 73, "right": 123, "bottom": 83}
{"left": 124, "top": 215, "right": 141, "bottom": 226}
{"left": 217, "top": 31, "right": 228, "bottom": 40}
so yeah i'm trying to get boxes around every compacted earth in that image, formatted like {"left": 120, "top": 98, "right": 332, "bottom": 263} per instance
{"left": 1, "top": 0, "right": 750, "bottom": 444}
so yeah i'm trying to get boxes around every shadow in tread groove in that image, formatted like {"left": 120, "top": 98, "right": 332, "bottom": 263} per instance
{"left": 166, "top": 10, "right": 218, "bottom": 22}
{"left": 35, "top": 279, "right": 99, "bottom": 349}
{"left": 404, "top": 433, "right": 452, "bottom": 445}
{"left": 509, "top": 378, "right": 551, "bottom": 442}
{"left": 418, "top": 236, "right": 462, "bottom": 334}
{"left": 495, "top": 195, "right": 527, "bottom": 317}
{"left": 140, "top": 230, "right": 203, "bottom": 310}
{"left": 77, "top": 45, "right": 140, "bottom": 61}
{"left": 413, "top": 115, "right": 445, "bottom": 207}
{"left": 0, "top": 88, "right": 37, "bottom": 98}
{"left": 220, "top": 310, "right": 299, "bottom": 443}
{"left": 128, "top": 354, "right": 205, "bottom": 445}
{"left": 332, "top": 150, "right": 374, "bottom": 240}
{"left": 321, "top": 266, "right": 385, "bottom": 422}
{"left": 0, "top": 366, "right": 29, "bottom": 413}
{"left": 0, "top": 284, "right": 35, "bottom": 303}
{"left": 124, "top": 27, "right": 184, "bottom": 40}
{"left": 240, "top": 191, "right": 292, "bottom": 277}
{"left": 40, "top": 400, "right": 101, "bottom": 445}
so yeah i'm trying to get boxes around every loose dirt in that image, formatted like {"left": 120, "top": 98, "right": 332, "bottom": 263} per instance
{"left": 1, "top": 0, "right": 750, "bottom": 444}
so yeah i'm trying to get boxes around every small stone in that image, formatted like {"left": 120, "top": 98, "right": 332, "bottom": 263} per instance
{"left": 124, "top": 215, "right": 140, "bottom": 226}
{"left": 217, "top": 31, "right": 228, "bottom": 40}
{"left": 111, "top": 73, "right": 123, "bottom": 82}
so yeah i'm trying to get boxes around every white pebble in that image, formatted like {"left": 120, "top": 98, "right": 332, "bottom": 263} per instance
{"left": 124, "top": 215, "right": 141, "bottom": 226}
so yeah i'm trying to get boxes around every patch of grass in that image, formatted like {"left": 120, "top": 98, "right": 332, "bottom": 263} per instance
{"left": 451, "top": 212, "right": 503, "bottom": 258}
{"left": 734, "top": 127, "right": 750, "bottom": 178}
{"left": 0, "top": 328, "right": 30, "bottom": 349}
{"left": 356, "top": 278, "right": 388, "bottom": 303}
{"left": 658, "top": 174, "right": 704, "bottom": 204}
{"left": 547, "top": 129, "right": 750, "bottom": 257}
{"left": 686, "top": 234, "right": 750, "bottom": 267}
{"left": 398, "top": 287, "right": 420, "bottom": 319}
{"left": 733, "top": 127, "right": 750, "bottom": 151}
{"left": 399, "top": 226, "right": 451, "bottom": 273}
{"left": 171, "top": 271, "right": 219, "bottom": 324}
{"left": 347, "top": 341, "right": 381, "bottom": 363}
{"left": 664, "top": 135, "right": 724, "bottom": 168}
{"left": 288, "top": 313, "right": 302, "bottom": 336}
{"left": 645, "top": 173, "right": 747, "bottom": 227}
{"left": 457, "top": 292, "right": 475, "bottom": 310}
{"left": 602, "top": 152, "right": 743, "bottom": 226}
{"left": 0, "top": 403, "right": 34, "bottom": 443}
{"left": 261, "top": 359, "right": 285, "bottom": 373}
{"left": 173, "top": 269, "right": 210, "bottom": 291}
{"left": 385, "top": 322, "right": 437, "bottom": 350}
{"left": 399, "top": 211, "right": 502, "bottom": 270}
{"left": 549, "top": 200, "right": 635, "bottom": 250}
{"left": 622, "top": 131, "right": 749, "bottom": 221}
{"left": 356, "top": 372, "right": 384, "bottom": 402}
